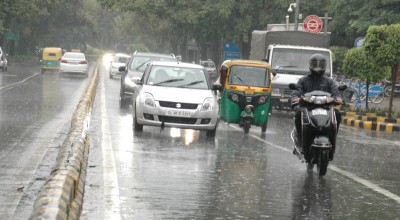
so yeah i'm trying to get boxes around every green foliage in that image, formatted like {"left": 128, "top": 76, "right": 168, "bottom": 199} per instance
{"left": 343, "top": 47, "right": 390, "bottom": 83}
{"left": 364, "top": 24, "right": 400, "bottom": 67}
{"left": 330, "top": 46, "right": 348, "bottom": 73}
{"left": 330, "top": 0, "right": 400, "bottom": 47}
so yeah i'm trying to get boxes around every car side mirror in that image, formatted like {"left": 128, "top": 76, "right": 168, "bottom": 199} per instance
{"left": 133, "top": 77, "right": 142, "bottom": 85}
{"left": 212, "top": 83, "right": 221, "bottom": 91}
{"left": 272, "top": 70, "right": 277, "bottom": 77}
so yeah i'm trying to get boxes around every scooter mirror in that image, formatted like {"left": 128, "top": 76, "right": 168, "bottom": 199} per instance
{"left": 338, "top": 84, "right": 347, "bottom": 91}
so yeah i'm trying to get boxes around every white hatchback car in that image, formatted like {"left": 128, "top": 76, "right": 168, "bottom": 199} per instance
{"left": 59, "top": 52, "right": 89, "bottom": 77}
{"left": 109, "top": 53, "right": 130, "bottom": 78}
{"left": 132, "top": 61, "right": 221, "bottom": 137}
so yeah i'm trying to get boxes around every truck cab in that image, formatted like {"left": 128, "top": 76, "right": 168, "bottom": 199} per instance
{"left": 266, "top": 44, "right": 332, "bottom": 111}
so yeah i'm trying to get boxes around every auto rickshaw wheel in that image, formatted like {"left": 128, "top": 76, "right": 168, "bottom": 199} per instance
{"left": 261, "top": 124, "right": 267, "bottom": 132}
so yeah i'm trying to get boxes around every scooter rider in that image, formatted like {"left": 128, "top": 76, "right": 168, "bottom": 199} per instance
{"left": 291, "top": 53, "right": 343, "bottom": 150}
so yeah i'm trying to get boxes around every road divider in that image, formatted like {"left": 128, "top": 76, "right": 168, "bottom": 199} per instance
{"left": 29, "top": 63, "right": 99, "bottom": 220}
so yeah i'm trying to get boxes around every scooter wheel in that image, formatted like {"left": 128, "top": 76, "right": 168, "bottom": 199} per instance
{"left": 243, "top": 119, "right": 251, "bottom": 134}
{"left": 317, "top": 149, "right": 329, "bottom": 176}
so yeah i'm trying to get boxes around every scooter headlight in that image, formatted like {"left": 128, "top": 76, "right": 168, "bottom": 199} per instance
{"left": 258, "top": 96, "right": 267, "bottom": 104}
{"left": 231, "top": 93, "right": 239, "bottom": 102}
{"left": 144, "top": 93, "right": 155, "bottom": 107}
{"left": 245, "top": 105, "right": 253, "bottom": 113}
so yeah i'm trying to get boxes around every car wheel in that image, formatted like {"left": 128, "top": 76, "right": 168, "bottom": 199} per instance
{"left": 206, "top": 128, "right": 217, "bottom": 138}
{"left": 206, "top": 120, "right": 219, "bottom": 138}
{"left": 133, "top": 107, "right": 143, "bottom": 132}
{"left": 119, "top": 96, "right": 129, "bottom": 109}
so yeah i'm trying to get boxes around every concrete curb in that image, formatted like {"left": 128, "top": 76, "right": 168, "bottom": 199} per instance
{"left": 341, "top": 109, "right": 400, "bottom": 133}
{"left": 29, "top": 64, "right": 99, "bottom": 220}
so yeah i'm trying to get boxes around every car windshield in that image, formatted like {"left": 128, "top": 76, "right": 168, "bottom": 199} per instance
{"left": 114, "top": 55, "right": 129, "bottom": 63}
{"left": 146, "top": 66, "right": 208, "bottom": 89}
{"left": 129, "top": 55, "right": 176, "bottom": 71}
{"left": 271, "top": 48, "right": 331, "bottom": 75}
{"left": 228, "top": 65, "right": 270, "bottom": 87}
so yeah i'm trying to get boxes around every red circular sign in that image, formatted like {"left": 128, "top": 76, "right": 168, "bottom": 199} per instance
{"left": 303, "top": 15, "right": 323, "bottom": 33}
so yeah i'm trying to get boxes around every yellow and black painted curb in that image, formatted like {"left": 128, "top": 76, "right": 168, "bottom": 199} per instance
{"left": 339, "top": 106, "right": 400, "bottom": 133}
{"left": 29, "top": 64, "right": 99, "bottom": 220}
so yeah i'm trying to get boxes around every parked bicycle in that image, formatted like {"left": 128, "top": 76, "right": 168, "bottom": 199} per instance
{"left": 348, "top": 80, "right": 385, "bottom": 104}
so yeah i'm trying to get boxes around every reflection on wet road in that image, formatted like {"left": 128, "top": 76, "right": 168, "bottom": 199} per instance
{"left": 82, "top": 63, "right": 400, "bottom": 219}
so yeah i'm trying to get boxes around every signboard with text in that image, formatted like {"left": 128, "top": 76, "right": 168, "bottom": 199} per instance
{"left": 224, "top": 42, "right": 240, "bottom": 60}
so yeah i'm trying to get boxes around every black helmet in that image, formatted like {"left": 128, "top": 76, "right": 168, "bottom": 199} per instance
{"left": 309, "top": 53, "right": 326, "bottom": 77}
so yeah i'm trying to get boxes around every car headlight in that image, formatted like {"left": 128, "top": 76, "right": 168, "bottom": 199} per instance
{"left": 201, "top": 97, "right": 214, "bottom": 111}
{"left": 124, "top": 77, "right": 135, "bottom": 89}
{"left": 258, "top": 96, "right": 267, "bottom": 104}
{"left": 144, "top": 93, "right": 155, "bottom": 107}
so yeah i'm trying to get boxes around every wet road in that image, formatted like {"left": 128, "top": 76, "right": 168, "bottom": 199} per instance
{"left": 81, "top": 63, "right": 400, "bottom": 219}
{"left": 0, "top": 61, "right": 95, "bottom": 219}
{"left": 0, "top": 60, "right": 399, "bottom": 219}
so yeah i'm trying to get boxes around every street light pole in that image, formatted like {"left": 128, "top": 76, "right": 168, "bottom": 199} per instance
{"left": 294, "top": 0, "right": 300, "bottom": 31}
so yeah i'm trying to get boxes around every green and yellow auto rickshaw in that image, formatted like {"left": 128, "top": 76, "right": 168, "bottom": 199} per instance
{"left": 218, "top": 59, "right": 274, "bottom": 134}
{"left": 40, "top": 47, "right": 63, "bottom": 73}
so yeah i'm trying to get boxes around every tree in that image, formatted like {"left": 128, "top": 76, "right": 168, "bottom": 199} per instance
{"left": 342, "top": 47, "right": 390, "bottom": 109}
{"left": 364, "top": 24, "right": 400, "bottom": 117}
{"left": 330, "top": 0, "right": 400, "bottom": 47}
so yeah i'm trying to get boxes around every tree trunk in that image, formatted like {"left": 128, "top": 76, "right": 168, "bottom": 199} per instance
{"left": 388, "top": 65, "right": 398, "bottom": 118}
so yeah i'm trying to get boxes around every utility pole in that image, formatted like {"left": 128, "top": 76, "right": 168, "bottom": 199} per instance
{"left": 294, "top": 0, "right": 300, "bottom": 31}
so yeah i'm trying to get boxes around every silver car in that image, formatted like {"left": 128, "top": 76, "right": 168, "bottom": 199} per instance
{"left": 109, "top": 53, "right": 130, "bottom": 78}
{"left": 132, "top": 61, "right": 221, "bottom": 137}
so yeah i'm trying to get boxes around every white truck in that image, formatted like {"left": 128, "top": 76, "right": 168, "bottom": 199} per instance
{"left": 250, "top": 30, "right": 332, "bottom": 111}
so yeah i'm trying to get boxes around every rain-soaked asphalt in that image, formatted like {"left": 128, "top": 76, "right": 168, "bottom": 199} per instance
{"left": 1, "top": 60, "right": 399, "bottom": 219}
{"left": 81, "top": 62, "right": 400, "bottom": 219}
{"left": 0, "top": 60, "right": 95, "bottom": 219}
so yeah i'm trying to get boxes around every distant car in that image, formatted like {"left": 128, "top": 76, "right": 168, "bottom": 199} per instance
{"left": 109, "top": 53, "right": 130, "bottom": 79}
{"left": 131, "top": 61, "right": 221, "bottom": 137}
{"left": 59, "top": 52, "right": 89, "bottom": 77}
{"left": 200, "top": 59, "right": 217, "bottom": 78}
{"left": 0, "top": 47, "right": 8, "bottom": 72}
{"left": 119, "top": 51, "right": 178, "bottom": 108}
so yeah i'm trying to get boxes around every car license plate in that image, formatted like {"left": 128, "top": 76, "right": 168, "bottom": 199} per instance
{"left": 166, "top": 110, "right": 191, "bottom": 117}
{"left": 312, "top": 109, "right": 327, "bottom": 116}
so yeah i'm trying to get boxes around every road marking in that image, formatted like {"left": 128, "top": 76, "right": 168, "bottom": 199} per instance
{"left": 229, "top": 124, "right": 400, "bottom": 204}
{"left": 0, "top": 73, "right": 40, "bottom": 91}
{"left": 329, "top": 165, "right": 400, "bottom": 203}
{"left": 101, "top": 73, "right": 122, "bottom": 220}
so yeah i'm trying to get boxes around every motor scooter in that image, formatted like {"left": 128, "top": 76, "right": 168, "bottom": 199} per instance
{"left": 289, "top": 83, "right": 346, "bottom": 176}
